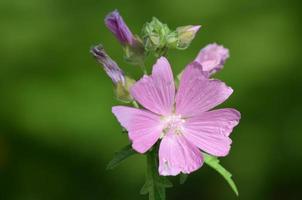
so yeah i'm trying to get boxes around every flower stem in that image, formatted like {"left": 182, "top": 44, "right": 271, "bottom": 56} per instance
{"left": 146, "top": 146, "right": 167, "bottom": 200}
{"left": 146, "top": 145, "right": 159, "bottom": 183}
{"left": 143, "top": 143, "right": 171, "bottom": 200}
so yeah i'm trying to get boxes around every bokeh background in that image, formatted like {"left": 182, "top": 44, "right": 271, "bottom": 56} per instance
{"left": 1, "top": 0, "right": 301, "bottom": 199}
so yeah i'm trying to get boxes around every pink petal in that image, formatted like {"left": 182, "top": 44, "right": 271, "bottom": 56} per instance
{"left": 158, "top": 132, "right": 203, "bottom": 176}
{"left": 188, "top": 108, "right": 241, "bottom": 137}
{"left": 112, "top": 106, "right": 163, "bottom": 153}
{"left": 182, "top": 108, "right": 241, "bottom": 156}
{"left": 175, "top": 62, "right": 233, "bottom": 117}
{"left": 200, "top": 59, "right": 220, "bottom": 73}
{"left": 151, "top": 56, "right": 174, "bottom": 84}
{"left": 131, "top": 57, "right": 175, "bottom": 115}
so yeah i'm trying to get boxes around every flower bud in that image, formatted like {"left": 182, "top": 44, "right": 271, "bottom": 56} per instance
{"left": 176, "top": 25, "right": 201, "bottom": 49}
{"left": 90, "top": 44, "right": 125, "bottom": 85}
{"left": 166, "top": 31, "right": 178, "bottom": 49}
{"left": 105, "top": 10, "right": 134, "bottom": 46}
{"left": 105, "top": 10, "right": 145, "bottom": 66}
{"left": 91, "top": 44, "right": 135, "bottom": 102}
{"left": 142, "top": 17, "right": 171, "bottom": 55}
{"left": 142, "top": 18, "right": 201, "bottom": 56}
{"left": 194, "top": 43, "right": 229, "bottom": 76}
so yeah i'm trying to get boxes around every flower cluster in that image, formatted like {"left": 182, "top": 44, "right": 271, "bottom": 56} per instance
{"left": 91, "top": 9, "right": 241, "bottom": 198}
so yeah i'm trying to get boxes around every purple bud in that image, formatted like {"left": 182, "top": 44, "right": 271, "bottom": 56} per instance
{"left": 105, "top": 10, "right": 134, "bottom": 46}
{"left": 90, "top": 44, "right": 125, "bottom": 85}
{"left": 195, "top": 43, "right": 229, "bottom": 76}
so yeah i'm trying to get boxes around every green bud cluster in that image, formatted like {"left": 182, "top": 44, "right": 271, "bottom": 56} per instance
{"left": 142, "top": 17, "right": 171, "bottom": 56}
{"left": 141, "top": 18, "right": 200, "bottom": 57}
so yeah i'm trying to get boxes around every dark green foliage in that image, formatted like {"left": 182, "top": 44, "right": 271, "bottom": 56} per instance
{"left": 106, "top": 144, "right": 136, "bottom": 170}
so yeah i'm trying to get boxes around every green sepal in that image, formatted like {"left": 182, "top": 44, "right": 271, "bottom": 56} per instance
{"left": 124, "top": 36, "right": 146, "bottom": 66}
{"left": 115, "top": 76, "right": 135, "bottom": 103}
{"left": 106, "top": 144, "right": 136, "bottom": 170}
{"left": 203, "top": 153, "right": 239, "bottom": 196}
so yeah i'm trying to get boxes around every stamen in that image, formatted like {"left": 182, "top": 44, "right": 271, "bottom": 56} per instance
{"left": 161, "top": 114, "right": 185, "bottom": 137}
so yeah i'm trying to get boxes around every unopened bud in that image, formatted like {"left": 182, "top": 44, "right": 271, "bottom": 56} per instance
{"left": 142, "top": 17, "right": 171, "bottom": 55}
{"left": 176, "top": 25, "right": 201, "bottom": 49}
{"left": 90, "top": 44, "right": 125, "bottom": 85}
{"left": 105, "top": 10, "right": 134, "bottom": 46}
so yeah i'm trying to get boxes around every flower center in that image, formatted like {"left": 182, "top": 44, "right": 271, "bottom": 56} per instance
{"left": 161, "top": 114, "right": 185, "bottom": 138}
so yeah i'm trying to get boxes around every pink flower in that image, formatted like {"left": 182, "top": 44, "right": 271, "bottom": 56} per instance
{"left": 195, "top": 43, "right": 229, "bottom": 76}
{"left": 112, "top": 57, "right": 240, "bottom": 176}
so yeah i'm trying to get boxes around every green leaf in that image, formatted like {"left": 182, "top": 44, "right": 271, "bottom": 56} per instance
{"left": 106, "top": 144, "right": 136, "bottom": 170}
{"left": 140, "top": 181, "right": 151, "bottom": 195}
{"left": 179, "top": 173, "right": 189, "bottom": 184}
{"left": 140, "top": 147, "right": 173, "bottom": 200}
{"left": 203, "top": 153, "right": 239, "bottom": 196}
{"left": 157, "top": 175, "right": 173, "bottom": 188}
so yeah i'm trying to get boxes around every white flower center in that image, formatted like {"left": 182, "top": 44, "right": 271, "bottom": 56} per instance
{"left": 161, "top": 114, "right": 185, "bottom": 138}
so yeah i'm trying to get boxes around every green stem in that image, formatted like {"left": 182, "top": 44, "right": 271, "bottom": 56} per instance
{"left": 146, "top": 148, "right": 156, "bottom": 184}
{"left": 144, "top": 144, "right": 170, "bottom": 200}
{"left": 146, "top": 146, "right": 161, "bottom": 183}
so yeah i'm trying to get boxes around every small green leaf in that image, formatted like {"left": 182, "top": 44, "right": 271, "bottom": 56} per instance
{"left": 106, "top": 144, "right": 136, "bottom": 170}
{"left": 157, "top": 176, "right": 173, "bottom": 189}
{"left": 203, "top": 153, "right": 239, "bottom": 196}
{"left": 179, "top": 173, "right": 189, "bottom": 184}
{"left": 140, "top": 181, "right": 151, "bottom": 195}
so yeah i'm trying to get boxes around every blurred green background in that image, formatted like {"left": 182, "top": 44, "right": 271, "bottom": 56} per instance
{"left": 1, "top": 0, "right": 301, "bottom": 199}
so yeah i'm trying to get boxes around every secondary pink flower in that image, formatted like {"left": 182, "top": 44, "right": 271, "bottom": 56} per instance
{"left": 112, "top": 57, "right": 240, "bottom": 176}
{"left": 195, "top": 43, "right": 229, "bottom": 76}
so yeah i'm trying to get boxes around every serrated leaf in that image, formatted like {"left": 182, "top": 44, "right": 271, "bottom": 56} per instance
{"left": 106, "top": 144, "right": 136, "bottom": 170}
{"left": 203, "top": 153, "right": 239, "bottom": 196}
{"left": 179, "top": 173, "right": 188, "bottom": 184}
